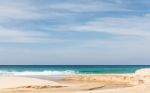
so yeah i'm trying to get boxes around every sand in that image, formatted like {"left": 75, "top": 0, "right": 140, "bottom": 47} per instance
{"left": 0, "top": 77, "right": 65, "bottom": 89}
{"left": 0, "top": 68, "right": 149, "bottom": 93}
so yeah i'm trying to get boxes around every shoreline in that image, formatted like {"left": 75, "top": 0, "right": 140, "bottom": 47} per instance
{"left": 0, "top": 69, "right": 149, "bottom": 93}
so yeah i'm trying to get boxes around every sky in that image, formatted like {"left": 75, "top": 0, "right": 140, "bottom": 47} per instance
{"left": 0, "top": 0, "right": 150, "bottom": 65}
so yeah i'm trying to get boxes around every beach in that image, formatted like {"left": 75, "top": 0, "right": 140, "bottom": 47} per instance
{"left": 0, "top": 0, "right": 150, "bottom": 92}
{"left": 0, "top": 68, "right": 149, "bottom": 93}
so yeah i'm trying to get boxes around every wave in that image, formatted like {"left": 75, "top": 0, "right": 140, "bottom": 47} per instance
{"left": 0, "top": 70, "right": 78, "bottom": 76}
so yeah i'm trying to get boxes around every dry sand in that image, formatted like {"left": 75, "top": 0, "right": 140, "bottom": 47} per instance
{"left": 0, "top": 68, "right": 149, "bottom": 93}
{"left": 0, "top": 77, "right": 67, "bottom": 89}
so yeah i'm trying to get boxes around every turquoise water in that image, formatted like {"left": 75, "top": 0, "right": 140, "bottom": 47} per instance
{"left": 0, "top": 65, "right": 149, "bottom": 76}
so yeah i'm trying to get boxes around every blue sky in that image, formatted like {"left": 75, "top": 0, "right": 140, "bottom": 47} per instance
{"left": 0, "top": 0, "right": 150, "bottom": 65}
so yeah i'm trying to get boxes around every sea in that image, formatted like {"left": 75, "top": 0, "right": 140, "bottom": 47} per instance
{"left": 0, "top": 65, "right": 149, "bottom": 77}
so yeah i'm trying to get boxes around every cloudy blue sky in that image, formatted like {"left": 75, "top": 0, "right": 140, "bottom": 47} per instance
{"left": 0, "top": 0, "right": 150, "bottom": 65}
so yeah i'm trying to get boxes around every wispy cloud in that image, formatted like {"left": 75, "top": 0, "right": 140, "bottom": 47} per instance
{"left": 0, "top": 0, "right": 41, "bottom": 20}
{"left": 48, "top": 0, "right": 129, "bottom": 12}
{"left": 48, "top": 14, "right": 150, "bottom": 37}
{"left": 0, "top": 26, "right": 52, "bottom": 43}
{"left": 1, "top": 0, "right": 150, "bottom": 43}
{"left": 0, "top": 0, "right": 150, "bottom": 64}
{"left": 0, "top": 0, "right": 72, "bottom": 21}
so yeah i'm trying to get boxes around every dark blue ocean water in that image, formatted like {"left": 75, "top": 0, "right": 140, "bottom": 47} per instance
{"left": 0, "top": 65, "right": 149, "bottom": 76}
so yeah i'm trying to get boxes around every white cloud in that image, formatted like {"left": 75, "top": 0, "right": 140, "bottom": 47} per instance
{"left": 0, "top": 26, "right": 49, "bottom": 43}
{"left": 0, "top": 0, "right": 43, "bottom": 20}
{"left": 0, "top": 0, "right": 150, "bottom": 65}
{"left": 0, "top": 26, "right": 71, "bottom": 43}
{"left": 49, "top": 14, "right": 150, "bottom": 37}
{"left": 0, "top": 0, "right": 70, "bottom": 21}
{"left": 49, "top": 1, "right": 129, "bottom": 12}
{"left": 0, "top": 27, "right": 45, "bottom": 37}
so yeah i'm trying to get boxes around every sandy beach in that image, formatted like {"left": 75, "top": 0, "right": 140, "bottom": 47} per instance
{"left": 0, "top": 0, "right": 149, "bottom": 92}
{"left": 0, "top": 69, "right": 149, "bottom": 93}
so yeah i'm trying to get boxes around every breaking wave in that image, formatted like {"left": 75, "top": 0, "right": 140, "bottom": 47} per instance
{"left": 0, "top": 70, "right": 78, "bottom": 76}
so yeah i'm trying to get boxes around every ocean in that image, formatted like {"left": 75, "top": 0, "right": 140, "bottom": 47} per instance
{"left": 0, "top": 65, "right": 149, "bottom": 76}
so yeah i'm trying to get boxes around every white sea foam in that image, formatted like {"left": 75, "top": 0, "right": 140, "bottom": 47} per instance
{"left": 0, "top": 70, "right": 78, "bottom": 76}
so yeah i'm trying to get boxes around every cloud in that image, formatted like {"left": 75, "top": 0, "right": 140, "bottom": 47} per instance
{"left": 48, "top": 14, "right": 150, "bottom": 37}
{"left": 48, "top": 0, "right": 129, "bottom": 12}
{"left": 0, "top": 0, "right": 42, "bottom": 20}
{"left": 0, "top": 0, "right": 150, "bottom": 64}
{"left": 0, "top": 26, "right": 71, "bottom": 43}
{"left": 1, "top": 0, "right": 149, "bottom": 44}
{"left": 0, "top": 0, "right": 73, "bottom": 21}
{"left": 0, "top": 26, "right": 50, "bottom": 43}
